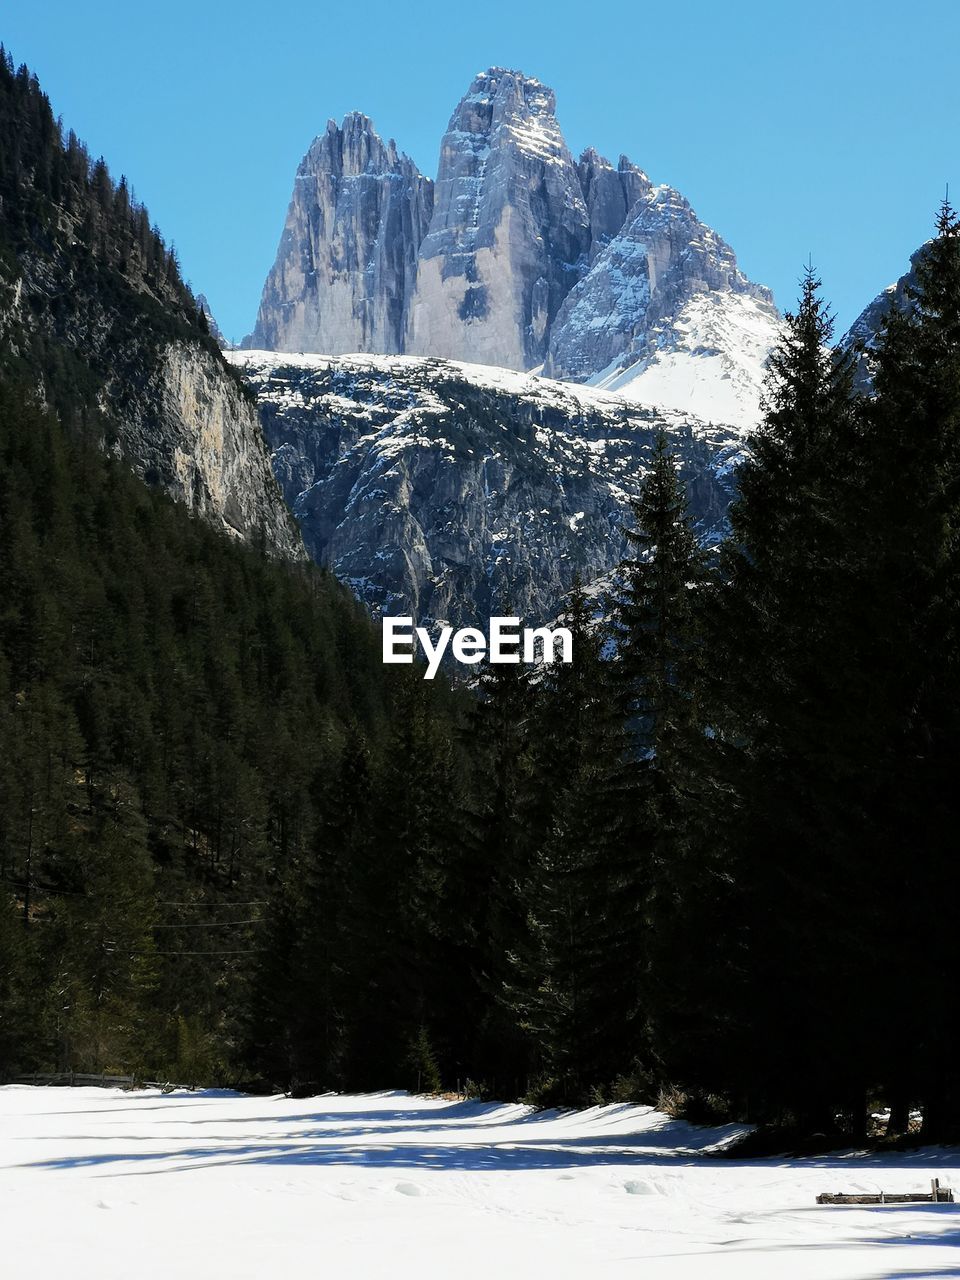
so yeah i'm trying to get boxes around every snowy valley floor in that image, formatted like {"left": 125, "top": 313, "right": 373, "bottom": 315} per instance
{"left": 1, "top": 1087, "right": 959, "bottom": 1279}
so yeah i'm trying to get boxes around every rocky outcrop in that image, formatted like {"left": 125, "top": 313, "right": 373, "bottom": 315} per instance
{"left": 197, "top": 293, "right": 231, "bottom": 349}
{"left": 577, "top": 149, "right": 651, "bottom": 264}
{"left": 543, "top": 185, "right": 781, "bottom": 425}
{"left": 230, "top": 350, "right": 743, "bottom": 630}
{"left": 404, "top": 69, "right": 592, "bottom": 371}
{"left": 0, "top": 212, "right": 302, "bottom": 558}
{"left": 840, "top": 246, "right": 924, "bottom": 392}
{"left": 248, "top": 113, "right": 433, "bottom": 355}
{"left": 120, "top": 342, "right": 303, "bottom": 551}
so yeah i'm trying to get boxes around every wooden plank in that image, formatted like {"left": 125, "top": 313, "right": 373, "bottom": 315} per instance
{"left": 817, "top": 1185, "right": 954, "bottom": 1205}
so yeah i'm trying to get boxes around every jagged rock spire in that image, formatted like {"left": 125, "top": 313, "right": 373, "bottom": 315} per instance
{"left": 404, "top": 68, "right": 591, "bottom": 370}
{"left": 247, "top": 112, "right": 433, "bottom": 354}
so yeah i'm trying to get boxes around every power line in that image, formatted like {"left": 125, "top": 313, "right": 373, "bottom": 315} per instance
{"left": 151, "top": 919, "right": 263, "bottom": 929}
{"left": 102, "top": 945, "right": 265, "bottom": 957}
{"left": 2, "top": 877, "right": 267, "bottom": 908}
{"left": 142, "top": 948, "right": 265, "bottom": 957}
{"left": 157, "top": 900, "right": 268, "bottom": 908}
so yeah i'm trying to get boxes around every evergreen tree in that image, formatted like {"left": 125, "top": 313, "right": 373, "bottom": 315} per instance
{"left": 610, "top": 434, "right": 720, "bottom": 1103}
{"left": 860, "top": 202, "right": 960, "bottom": 1138}
{"left": 519, "top": 580, "right": 633, "bottom": 1102}
{"left": 470, "top": 652, "right": 541, "bottom": 1097}
{"left": 706, "top": 266, "right": 881, "bottom": 1130}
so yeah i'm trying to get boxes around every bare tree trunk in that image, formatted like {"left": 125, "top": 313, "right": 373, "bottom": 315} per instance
{"left": 887, "top": 1087, "right": 911, "bottom": 1136}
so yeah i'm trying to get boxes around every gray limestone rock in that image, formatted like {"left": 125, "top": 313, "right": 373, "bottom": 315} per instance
{"left": 578, "top": 149, "right": 651, "bottom": 264}
{"left": 230, "top": 350, "right": 743, "bottom": 631}
{"left": 544, "top": 184, "right": 777, "bottom": 383}
{"left": 248, "top": 68, "right": 780, "bottom": 429}
{"left": 248, "top": 113, "right": 433, "bottom": 355}
{"left": 839, "top": 246, "right": 925, "bottom": 392}
{"left": 404, "top": 69, "right": 592, "bottom": 371}
{"left": 197, "top": 293, "right": 231, "bottom": 349}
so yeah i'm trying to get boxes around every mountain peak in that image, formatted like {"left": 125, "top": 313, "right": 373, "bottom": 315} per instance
{"left": 250, "top": 69, "right": 779, "bottom": 424}
{"left": 298, "top": 112, "right": 412, "bottom": 178}
{"left": 405, "top": 67, "right": 585, "bottom": 368}
{"left": 248, "top": 109, "right": 433, "bottom": 354}
{"left": 469, "top": 66, "right": 549, "bottom": 91}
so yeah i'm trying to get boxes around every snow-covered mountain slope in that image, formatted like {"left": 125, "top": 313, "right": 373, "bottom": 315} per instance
{"left": 587, "top": 292, "right": 780, "bottom": 428}
{"left": 543, "top": 183, "right": 781, "bottom": 428}
{"left": 5, "top": 1086, "right": 960, "bottom": 1280}
{"left": 229, "top": 350, "right": 745, "bottom": 631}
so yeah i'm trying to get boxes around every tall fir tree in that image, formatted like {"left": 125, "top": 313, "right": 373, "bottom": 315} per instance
{"left": 515, "top": 580, "right": 634, "bottom": 1102}
{"left": 707, "top": 266, "right": 885, "bottom": 1130}
{"left": 859, "top": 201, "right": 960, "bottom": 1138}
{"left": 470, "top": 652, "right": 541, "bottom": 1097}
{"left": 609, "top": 437, "right": 719, "bottom": 1101}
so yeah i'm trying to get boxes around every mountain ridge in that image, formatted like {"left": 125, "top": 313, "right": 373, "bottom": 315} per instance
{"left": 230, "top": 348, "right": 744, "bottom": 632}
{"left": 246, "top": 67, "right": 781, "bottom": 427}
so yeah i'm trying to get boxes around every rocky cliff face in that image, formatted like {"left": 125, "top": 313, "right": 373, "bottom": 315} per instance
{"left": 250, "top": 68, "right": 779, "bottom": 428}
{"left": 404, "top": 69, "right": 592, "bottom": 371}
{"left": 840, "top": 246, "right": 924, "bottom": 392}
{"left": 248, "top": 113, "right": 433, "bottom": 355}
{"left": 544, "top": 185, "right": 781, "bottom": 426}
{"left": 124, "top": 342, "right": 302, "bottom": 548}
{"left": 230, "top": 350, "right": 743, "bottom": 630}
{"left": 0, "top": 185, "right": 302, "bottom": 558}
{"left": 577, "top": 149, "right": 651, "bottom": 265}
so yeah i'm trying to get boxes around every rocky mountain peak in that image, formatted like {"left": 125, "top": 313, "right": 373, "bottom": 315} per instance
{"left": 304, "top": 111, "right": 403, "bottom": 176}
{"left": 577, "top": 148, "right": 652, "bottom": 264}
{"left": 196, "top": 293, "right": 230, "bottom": 348}
{"left": 246, "top": 112, "right": 433, "bottom": 355}
{"left": 544, "top": 184, "right": 780, "bottom": 424}
{"left": 248, "top": 70, "right": 780, "bottom": 427}
{"left": 462, "top": 67, "right": 557, "bottom": 119}
{"left": 404, "top": 67, "right": 590, "bottom": 370}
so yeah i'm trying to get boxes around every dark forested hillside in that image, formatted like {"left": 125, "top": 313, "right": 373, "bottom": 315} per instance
{"left": 0, "top": 48, "right": 299, "bottom": 553}
{"left": 0, "top": 377, "right": 471, "bottom": 1078}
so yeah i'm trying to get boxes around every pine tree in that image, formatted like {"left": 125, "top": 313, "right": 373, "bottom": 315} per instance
{"left": 860, "top": 202, "right": 960, "bottom": 1139}
{"left": 518, "top": 580, "right": 634, "bottom": 1102}
{"left": 51, "top": 784, "right": 158, "bottom": 1072}
{"left": 0, "top": 887, "right": 30, "bottom": 1074}
{"left": 616, "top": 431, "right": 708, "bottom": 769}
{"left": 470, "top": 652, "right": 541, "bottom": 1097}
{"left": 706, "top": 267, "right": 879, "bottom": 1129}
{"left": 610, "top": 434, "right": 719, "bottom": 1103}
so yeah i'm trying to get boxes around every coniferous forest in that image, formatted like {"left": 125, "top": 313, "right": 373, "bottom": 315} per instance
{"left": 2, "top": 50, "right": 960, "bottom": 1148}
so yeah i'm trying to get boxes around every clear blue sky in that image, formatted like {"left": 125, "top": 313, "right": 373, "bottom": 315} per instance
{"left": 5, "top": 0, "right": 957, "bottom": 343}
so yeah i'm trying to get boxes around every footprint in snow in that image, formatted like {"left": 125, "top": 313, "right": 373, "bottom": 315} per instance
{"left": 395, "top": 1181, "right": 423, "bottom": 1197}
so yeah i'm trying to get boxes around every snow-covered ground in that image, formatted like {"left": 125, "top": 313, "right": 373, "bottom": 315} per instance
{"left": 588, "top": 293, "right": 781, "bottom": 429}
{"left": 2, "top": 1086, "right": 958, "bottom": 1279}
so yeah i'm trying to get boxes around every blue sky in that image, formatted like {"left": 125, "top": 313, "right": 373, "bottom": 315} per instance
{"left": 5, "top": 1, "right": 957, "bottom": 342}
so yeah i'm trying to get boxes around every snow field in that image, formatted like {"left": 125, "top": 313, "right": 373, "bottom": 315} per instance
{"left": 2, "top": 1086, "right": 958, "bottom": 1279}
